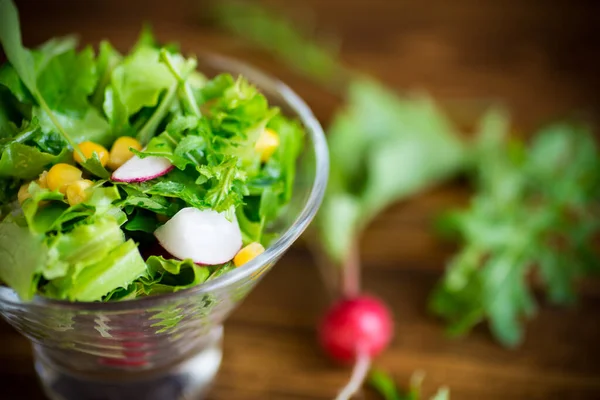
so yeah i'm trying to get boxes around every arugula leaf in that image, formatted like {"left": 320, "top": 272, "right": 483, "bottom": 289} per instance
{"left": 199, "top": 155, "right": 247, "bottom": 214}
{"left": 118, "top": 184, "right": 176, "bottom": 215}
{"left": 139, "top": 168, "right": 206, "bottom": 209}
{"left": 0, "top": 218, "right": 47, "bottom": 300}
{"left": 430, "top": 110, "right": 600, "bottom": 347}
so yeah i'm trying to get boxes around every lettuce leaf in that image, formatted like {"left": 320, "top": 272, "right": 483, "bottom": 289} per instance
{"left": 0, "top": 142, "right": 69, "bottom": 179}
{"left": 109, "top": 46, "right": 175, "bottom": 117}
{"left": 48, "top": 239, "right": 147, "bottom": 302}
{"left": 0, "top": 219, "right": 47, "bottom": 300}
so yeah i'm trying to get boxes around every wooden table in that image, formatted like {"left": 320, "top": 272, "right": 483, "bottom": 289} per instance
{"left": 2, "top": 0, "right": 599, "bottom": 398}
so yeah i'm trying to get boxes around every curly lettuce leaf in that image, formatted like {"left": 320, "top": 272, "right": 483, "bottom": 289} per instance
{"left": 48, "top": 239, "right": 147, "bottom": 302}
{"left": 145, "top": 255, "right": 210, "bottom": 292}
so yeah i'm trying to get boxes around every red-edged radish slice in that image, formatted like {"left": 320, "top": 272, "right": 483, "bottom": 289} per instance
{"left": 154, "top": 208, "right": 243, "bottom": 265}
{"left": 111, "top": 155, "right": 173, "bottom": 182}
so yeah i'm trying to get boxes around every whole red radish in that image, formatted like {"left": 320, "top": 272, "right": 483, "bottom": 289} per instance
{"left": 319, "top": 295, "right": 393, "bottom": 364}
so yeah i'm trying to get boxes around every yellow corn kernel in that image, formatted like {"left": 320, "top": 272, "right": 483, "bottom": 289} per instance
{"left": 18, "top": 182, "right": 32, "bottom": 204}
{"left": 233, "top": 242, "right": 265, "bottom": 267}
{"left": 37, "top": 171, "right": 48, "bottom": 188}
{"left": 74, "top": 141, "right": 109, "bottom": 167}
{"left": 255, "top": 128, "right": 279, "bottom": 162}
{"left": 66, "top": 179, "right": 94, "bottom": 206}
{"left": 47, "top": 163, "right": 83, "bottom": 194}
{"left": 108, "top": 137, "right": 142, "bottom": 170}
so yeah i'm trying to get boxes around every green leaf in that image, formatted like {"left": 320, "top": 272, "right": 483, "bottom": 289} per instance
{"left": 0, "top": 63, "right": 34, "bottom": 103}
{"left": 47, "top": 217, "right": 125, "bottom": 268}
{"left": 0, "top": 219, "right": 47, "bottom": 300}
{"left": 92, "top": 41, "right": 122, "bottom": 108}
{"left": 78, "top": 152, "right": 110, "bottom": 179}
{"left": 368, "top": 369, "right": 402, "bottom": 400}
{"left": 0, "top": 143, "right": 69, "bottom": 180}
{"left": 34, "top": 106, "right": 113, "bottom": 147}
{"left": 195, "top": 73, "right": 235, "bottom": 104}
{"left": 110, "top": 46, "right": 175, "bottom": 117}
{"left": 236, "top": 206, "right": 262, "bottom": 244}
{"left": 118, "top": 185, "right": 175, "bottom": 215}
{"left": 36, "top": 47, "right": 98, "bottom": 116}
{"left": 124, "top": 210, "right": 158, "bottom": 233}
{"left": 0, "top": 0, "right": 38, "bottom": 96}
{"left": 146, "top": 255, "right": 210, "bottom": 291}
{"left": 198, "top": 155, "right": 247, "bottom": 213}
{"left": 430, "top": 114, "right": 600, "bottom": 347}
{"left": 59, "top": 239, "right": 147, "bottom": 302}
{"left": 317, "top": 79, "right": 466, "bottom": 263}
{"left": 132, "top": 132, "right": 193, "bottom": 170}
{"left": 139, "top": 168, "right": 206, "bottom": 209}
{"left": 33, "top": 35, "right": 79, "bottom": 71}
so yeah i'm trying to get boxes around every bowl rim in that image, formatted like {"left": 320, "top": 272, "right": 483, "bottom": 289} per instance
{"left": 0, "top": 51, "right": 329, "bottom": 311}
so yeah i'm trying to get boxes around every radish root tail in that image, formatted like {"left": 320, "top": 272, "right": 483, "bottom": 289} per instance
{"left": 334, "top": 349, "right": 371, "bottom": 400}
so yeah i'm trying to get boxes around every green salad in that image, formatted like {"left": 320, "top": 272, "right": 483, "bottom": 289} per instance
{"left": 0, "top": 0, "right": 304, "bottom": 302}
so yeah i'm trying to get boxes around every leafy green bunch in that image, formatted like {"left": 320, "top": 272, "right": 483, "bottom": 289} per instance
{"left": 212, "top": 0, "right": 600, "bottom": 348}
{"left": 430, "top": 109, "right": 600, "bottom": 346}
{"left": 0, "top": 0, "right": 304, "bottom": 302}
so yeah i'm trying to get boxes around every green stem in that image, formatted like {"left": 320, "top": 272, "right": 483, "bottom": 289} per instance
{"left": 136, "top": 83, "right": 178, "bottom": 146}
{"left": 160, "top": 49, "right": 201, "bottom": 118}
{"left": 137, "top": 53, "right": 198, "bottom": 146}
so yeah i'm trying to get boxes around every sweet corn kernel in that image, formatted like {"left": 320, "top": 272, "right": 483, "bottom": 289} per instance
{"left": 74, "top": 141, "right": 109, "bottom": 167}
{"left": 17, "top": 182, "right": 32, "bottom": 204}
{"left": 109, "top": 137, "right": 142, "bottom": 170}
{"left": 47, "top": 163, "right": 83, "bottom": 193}
{"left": 255, "top": 128, "right": 279, "bottom": 162}
{"left": 233, "top": 242, "right": 265, "bottom": 267}
{"left": 66, "top": 179, "right": 94, "bottom": 206}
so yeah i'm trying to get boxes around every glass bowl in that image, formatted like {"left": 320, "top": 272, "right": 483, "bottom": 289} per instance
{"left": 0, "top": 51, "right": 329, "bottom": 400}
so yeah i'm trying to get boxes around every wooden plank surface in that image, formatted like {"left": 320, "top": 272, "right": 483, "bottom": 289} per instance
{"left": 1, "top": 0, "right": 600, "bottom": 399}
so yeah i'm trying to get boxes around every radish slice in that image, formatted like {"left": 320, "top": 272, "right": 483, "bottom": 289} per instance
{"left": 111, "top": 155, "right": 173, "bottom": 182}
{"left": 154, "top": 208, "right": 243, "bottom": 265}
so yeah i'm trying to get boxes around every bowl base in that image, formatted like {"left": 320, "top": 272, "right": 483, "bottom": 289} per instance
{"left": 33, "top": 327, "right": 224, "bottom": 400}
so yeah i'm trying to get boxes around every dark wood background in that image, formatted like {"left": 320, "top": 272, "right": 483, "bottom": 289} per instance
{"left": 1, "top": 0, "right": 600, "bottom": 399}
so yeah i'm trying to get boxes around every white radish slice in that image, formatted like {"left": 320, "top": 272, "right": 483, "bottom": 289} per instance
{"left": 154, "top": 207, "right": 243, "bottom": 265}
{"left": 111, "top": 155, "right": 174, "bottom": 182}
